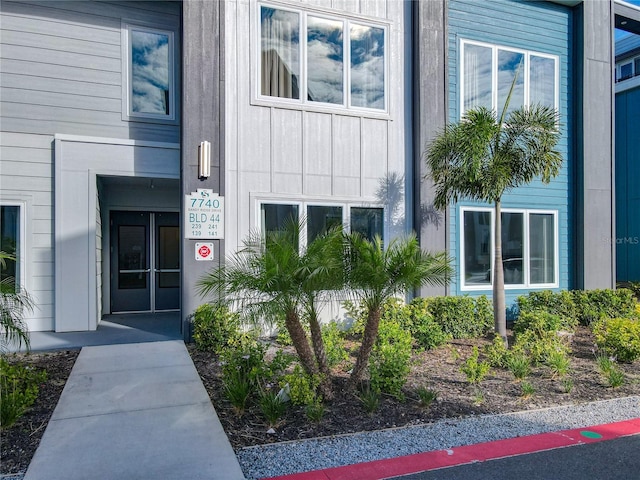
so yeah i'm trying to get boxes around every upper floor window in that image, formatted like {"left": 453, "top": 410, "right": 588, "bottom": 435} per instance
{"left": 124, "top": 24, "right": 176, "bottom": 121}
{"left": 461, "top": 40, "right": 558, "bottom": 118}
{"left": 616, "top": 56, "right": 640, "bottom": 82}
{"left": 259, "top": 4, "right": 386, "bottom": 111}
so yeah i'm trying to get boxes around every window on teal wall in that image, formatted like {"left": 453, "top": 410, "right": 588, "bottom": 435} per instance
{"left": 460, "top": 207, "right": 558, "bottom": 290}
{"left": 259, "top": 3, "right": 387, "bottom": 111}
{"left": 461, "top": 40, "right": 558, "bottom": 117}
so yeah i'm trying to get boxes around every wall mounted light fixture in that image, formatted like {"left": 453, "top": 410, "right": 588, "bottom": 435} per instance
{"left": 198, "top": 141, "right": 211, "bottom": 179}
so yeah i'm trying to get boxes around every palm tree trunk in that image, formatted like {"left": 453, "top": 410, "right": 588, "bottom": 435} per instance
{"left": 285, "top": 310, "right": 319, "bottom": 376}
{"left": 349, "top": 306, "right": 381, "bottom": 388}
{"left": 493, "top": 199, "right": 507, "bottom": 346}
{"left": 306, "top": 304, "right": 333, "bottom": 399}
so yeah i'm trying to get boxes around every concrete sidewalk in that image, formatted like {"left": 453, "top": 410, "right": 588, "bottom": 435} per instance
{"left": 24, "top": 341, "right": 245, "bottom": 480}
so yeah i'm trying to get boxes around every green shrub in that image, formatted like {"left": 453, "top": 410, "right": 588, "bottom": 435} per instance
{"left": 484, "top": 334, "right": 509, "bottom": 368}
{"left": 280, "top": 365, "right": 321, "bottom": 406}
{"left": 321, "top": 322, "right": 349, "bottom": 368}
{"left": 358, "top": 386, "right": 380, "bottom": 414}
{"left": 573, "top": 289, "right": 637, "bottom": 325}
{"left": 513, "top": 310, "right": 574, "bottom": 336}
{"left": 593, "top": 317, "right": 640, "bottom": 363}
{"left": 416, "top": 386, "right": 438, "bottom": 408}
{"left": 408, "top": 299, "right": 450, "bottom": 350}
{"left": 258, "top": 388, "right": 287, "bottom": 426}
{"left": 1, "top": 357, "right": 47, "bottom": 427}
{"left": 192, "top": 303, "right": 242, "bottom": 354}
{"left": 369, "top": 318, "right": 413, "bottom": 399}
{"left": 512, "top": 329, "right": 570, "bottom": 365}
{"left": 520, "top": 381, "right": 535, "bottom": 398}
{"left": 546, "top": 350, "right": 571, "bottom": 378}
{"left": 517, "top": 290, "right": 577, "bottom": 328}
{"left": 412, "top": 296, "right": 492, "bottom": 340}
{"left": 460, "top": 346, "right": 491, "bottom": 384}
{"left": 506, "top": 352, "right": 531, "bottom": 380}
{"left": 305, "top": 398, "right": 325, "bottom": 422}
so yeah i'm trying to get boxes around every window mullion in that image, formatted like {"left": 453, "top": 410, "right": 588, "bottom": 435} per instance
{"left": 524, "top": 211, "right": 530, "bottom": 287}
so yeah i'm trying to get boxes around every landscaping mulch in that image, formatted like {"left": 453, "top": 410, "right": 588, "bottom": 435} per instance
{"left": 188, "top": 326, "right": 640, "bottom": 450}
{"left": 1, "top": 350, "right": 79, "bottom": 476}
{"left": 2, "top": 327, "right": 639, "bottom": 475}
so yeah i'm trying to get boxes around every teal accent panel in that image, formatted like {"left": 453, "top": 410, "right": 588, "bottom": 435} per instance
{"left": 447, "top": 0, "right": 573, "bottom": 308}
{"left": 615, "top": 86, "right": 640, "bottom": 282}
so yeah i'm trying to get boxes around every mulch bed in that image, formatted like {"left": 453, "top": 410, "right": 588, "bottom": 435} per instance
{"left": 1, "top": 350, "right": 79, "bottom": 476}
{"left": 189, "top": 327, "right": 640, "bottom": 450}
{"left": 2, "top": 327, "right": 639, "bottom": 474}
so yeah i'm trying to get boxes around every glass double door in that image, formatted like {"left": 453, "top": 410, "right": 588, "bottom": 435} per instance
{"left": 110, "top": 211, "right": 180, "bottom": 313}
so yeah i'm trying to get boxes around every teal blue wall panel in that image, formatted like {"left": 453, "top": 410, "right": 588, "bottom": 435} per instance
{"left": 447, "top": 0, "right": 574, "bottom": 309}
{"left": 615, "top": 86, "right": 640, "bottom": 282}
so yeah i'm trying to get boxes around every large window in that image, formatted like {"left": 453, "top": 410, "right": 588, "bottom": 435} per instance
{"left": 125, "top": 24, "right": 175, "bottom": 121}
{"left": 260, "top": 202, "right": 383, "bottom": 247}
{"left": 1, "top": 205, "right": 21, "bottom": 292}
{"left": 460, "top": 207, "right": 558, "bottom": 290}
{"left": 259, "top": 4, "right": 386, "bottom": 111}
{"left": 461, "top": 40, "right": 558, "bottom": 117}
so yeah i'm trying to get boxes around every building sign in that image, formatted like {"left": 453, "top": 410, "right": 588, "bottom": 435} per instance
{"left": 184, "top": 189, "right": 224, "bottom": 239}
{"left": 195, "top": 242, "right": 214, "bottom": 261}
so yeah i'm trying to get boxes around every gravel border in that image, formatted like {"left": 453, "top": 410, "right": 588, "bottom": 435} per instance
{"left": 237, "top": 396, "right": 640, "bottom": 479}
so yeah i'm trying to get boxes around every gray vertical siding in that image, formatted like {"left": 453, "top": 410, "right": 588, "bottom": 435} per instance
{"left": 0, "top": 1, "right": 181, "bottom": 331}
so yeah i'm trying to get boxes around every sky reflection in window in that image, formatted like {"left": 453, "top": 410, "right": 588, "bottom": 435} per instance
{"left": 131, "top": 29, "right": 170, "bottom": 115}
{"left": 498, "top": 49, "right": 524, "bottom": 118}
{"left": 307, "top": 16, "right": 343, "bottom": 104}
{"left": 261, "top": 6, "right": 300, "bottom": 99}
{"left": 463, "top": 43, "right": 492, "bottom": 112}
{"left": 350, "top": 24, "right": 384, "bottom": 109}
{"left": 530, "top": 55, "right": 556, "bottom": 107}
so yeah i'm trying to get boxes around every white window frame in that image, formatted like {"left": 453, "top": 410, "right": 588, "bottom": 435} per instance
{"left": 257, "top": 200, "right": 385, "bottom": 249}
{"left": 459, "top": 39, "right": 559, "bottom": 118}
{"left": 254, "top": 2, "right": 389, "bottom": 115}
{"left": 459, "top": 206, "right": 559, "bottom": 291}
{"left": 122, "top": 22, "right": 177, "bottom": 123}
{"left": 0, "top": 201, "right": 27, "bottom": 290}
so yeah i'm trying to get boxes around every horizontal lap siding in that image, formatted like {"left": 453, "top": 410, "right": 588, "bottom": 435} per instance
{"left": 0, "top": 1, "right": 180, "bottom": 330}
{"left": 447, "top": 0, "right": 573, "bottom": 307}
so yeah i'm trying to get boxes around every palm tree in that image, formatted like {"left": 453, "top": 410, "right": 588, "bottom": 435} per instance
{"left": 346, "top": 233, "right": 451, "bottom": 387}
{"left": 425, "top": 94, "right": 561, "bottom": 343}
{"left": 197, "top": 221, "right": 344, "bottom": 397}
{"left": 1, "top": 251, "right": 33, "bottom": 351}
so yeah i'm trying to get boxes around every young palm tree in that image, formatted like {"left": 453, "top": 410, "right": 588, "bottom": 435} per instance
{"left": 1, "top": 251, "right": 33, "bottom": 351}
{"left": 346, "top": 233, "right": 451, "bottom": 387}
{"left": 197, "top": 221, "right": 344, "bottom": 397}
{"left": 425, "top": 94, "right": 561, "bottom": 343}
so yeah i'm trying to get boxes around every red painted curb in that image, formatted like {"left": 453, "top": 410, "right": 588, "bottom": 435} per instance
{"left": 262, "top": 418, "right": 640, "bottom": 480}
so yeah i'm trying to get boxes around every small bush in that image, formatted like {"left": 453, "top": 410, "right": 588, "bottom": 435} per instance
{"left": 369, "top": 318, "right": 413, "bottom": 399}
{"left": 546, "top": 350, "right": 570, "bottom": 378}
{"left": 506, "top": 352, "right": 531, "bottom": 380}
{"left": 513, "top": 311, "right": 575, "bottom": 337}
{"left": 412, "top": 296, "right": 492, "bottom": 340}
{"left": 520, "top": 381, "right": 535, "bottom": 398}
{"left": 416, "top": 386, "right": 438, "bottom": 408}
{"left": 192, "top": 303, "right": 242, "bottom": 354}
{"left": 258, "top": 388, "right": 287, "bottom": 426}
{"left": 561, "top": 377, "right": 574, "bottom": 393}
{"left": 358, "top": 386, "right": 380, "bottom": 414}
{"left": 512, "top": 329, "right": 570, "bottom": 365}
{"left": 573, "top": 289, "right": 637, "bottom": 325}
{"left": 484, "top": 334, "right": 509, "bottom": 368}
{"left": 407, "top": 300, "right": 450, "bottom": 350}
{"left": 305, "top": 398, "right": 325, "bottom": 422}
{"left": 280, "top": 365, "right": 321, "bottom": 406}
{"left": 1, "top": 357, "right": 47, "bottom": 427}
{"left": 592, "top": 317, "right": 640, "bottom": 363}
{"left": 517, "top": 290, "right": 577, "bottom": 328}
{"left": 460, "top": 347, "right": 491, "bottom": 384}
{"left": 321, "top": 321, "right": 349, "bottom": 368}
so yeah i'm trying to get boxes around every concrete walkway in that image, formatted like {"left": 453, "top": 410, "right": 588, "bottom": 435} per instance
{"left": 24, "top": 341, "right": 245, "bottom": 480}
